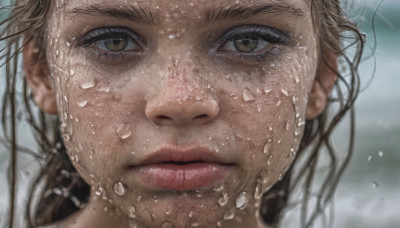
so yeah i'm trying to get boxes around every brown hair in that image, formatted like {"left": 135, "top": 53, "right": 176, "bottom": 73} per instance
{"left": 0, "top": 0, "right": 365, "bottom": 227}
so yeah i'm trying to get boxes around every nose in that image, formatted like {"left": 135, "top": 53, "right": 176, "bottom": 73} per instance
{"left": 145, "top": 73, "right": 219, "bottom": 127}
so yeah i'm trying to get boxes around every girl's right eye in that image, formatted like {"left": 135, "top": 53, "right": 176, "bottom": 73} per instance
{"left": 77, "top": 27, "right": 144, "bottom": 58}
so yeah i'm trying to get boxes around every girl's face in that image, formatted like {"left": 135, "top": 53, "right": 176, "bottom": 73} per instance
{"left": 42, "top": 0, "right": 320, "bottom": 227}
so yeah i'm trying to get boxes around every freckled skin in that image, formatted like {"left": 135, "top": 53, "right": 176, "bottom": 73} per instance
{"left": 45, "top": 0, "right": 319, "bottom": 227}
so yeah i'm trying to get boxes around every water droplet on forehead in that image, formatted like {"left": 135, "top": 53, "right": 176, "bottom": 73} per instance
{"left": 223, "top": 210, "right": 235, "bottom": 220}
{"left": 117, "top": 124, "right": 132, "bottom": 140}
{"left": 243, "top": 88, "right": 256, "bottom": 102}
{"left": 235, "top": 192, "right": 248, "bottom": 209}
{"left": 113, "top": 182, "right": 127, "bottom": 196}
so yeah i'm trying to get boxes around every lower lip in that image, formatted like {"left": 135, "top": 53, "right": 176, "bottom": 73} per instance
{"left": 133, "top": 163, "right": 231, "bottom": 191}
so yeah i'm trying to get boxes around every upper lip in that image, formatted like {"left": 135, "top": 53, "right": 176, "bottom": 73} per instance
{"left": 135, "top": 146, "right": 230, "bottom": 166}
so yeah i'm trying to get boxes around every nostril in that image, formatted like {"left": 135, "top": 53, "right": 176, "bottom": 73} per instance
{"left": 193, "top": 114, "right": 208, "bottom": 120}
{"left": 157, "top": 115, "right": 172, "bottom": 121}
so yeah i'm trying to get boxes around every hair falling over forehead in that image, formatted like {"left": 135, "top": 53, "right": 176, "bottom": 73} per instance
{"left": 0, "top": 0, "right": 364, "bottom": 227}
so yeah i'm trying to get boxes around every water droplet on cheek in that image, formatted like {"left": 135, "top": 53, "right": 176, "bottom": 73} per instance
{"left": 113, "top": 182, "right": 127, "bottom": 196}
{"left": 117, "top": 124, "right": 132, "bottom": 139}
{"left": 242, "top": 88, "right": 256, "bottom": 102}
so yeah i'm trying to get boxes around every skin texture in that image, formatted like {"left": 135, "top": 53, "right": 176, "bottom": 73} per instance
{"left": 24, "top": 0, "right": 337, "bottom": 227}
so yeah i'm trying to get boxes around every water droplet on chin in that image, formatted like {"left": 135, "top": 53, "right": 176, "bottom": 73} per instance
{"left": 235, "top": 192, "right": 248, "bottom": 209}
{"left": 243, "top": 88, "right": 256, "bottom": 102}
{"left": 218, "top": 192, "right": 229, "bottom": 207}
{"left": 117, "top": 124, "right": 132, "bottom": 139}
{"left": 223, "top": 210, "right": 235, "bottom": 220}
{"left": 129, "top": 206, "right": 136, "bottom": 219}
{"left": 213, "top": 184, "right": 224, "bottom": 192}
{"left": 113, "top": 182, "right": 127, "bottom": 196}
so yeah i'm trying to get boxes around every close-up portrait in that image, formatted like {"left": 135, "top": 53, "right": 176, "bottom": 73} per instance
{"left": 0, "top": 0, "right": 398, "bottom": 227}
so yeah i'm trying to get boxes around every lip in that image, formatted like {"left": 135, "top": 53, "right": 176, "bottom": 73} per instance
{"left": 129, "top": 147, "right": 234, "bottom": 191}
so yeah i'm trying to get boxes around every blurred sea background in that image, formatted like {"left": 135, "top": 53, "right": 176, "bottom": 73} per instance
{"left": 0, "top": 0, "right": 399, "bottom": 227}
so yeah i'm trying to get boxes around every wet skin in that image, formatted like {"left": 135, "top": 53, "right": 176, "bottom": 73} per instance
{"left": 31, "top": 0, "right": 324, "bottom": 227}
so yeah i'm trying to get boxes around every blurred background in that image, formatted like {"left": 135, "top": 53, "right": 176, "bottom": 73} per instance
{"left": 0, "top": 0, "right": 399, "bottom": 227}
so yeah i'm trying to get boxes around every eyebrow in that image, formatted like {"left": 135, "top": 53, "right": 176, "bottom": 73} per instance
{"left": 66, "top": 4, "right": 158, "bottom": 25}
{"left": 204, "top": 3, "right": 305, "bottom": 24}
{"left": 65, "top": 2, "right": 305, "bottom": 25}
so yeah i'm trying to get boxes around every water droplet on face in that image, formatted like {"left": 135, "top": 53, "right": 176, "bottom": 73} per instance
{"left": 266, "top": 155, "right": 274, "bottom": 165}
{"left": 77, "top": 100, "right": 88, "bottom": 107}
{"left": 257, "top": 104, "right": 262, "bottom": 112}
{"left": 95, "top": 186, "right": 103, "bottom": 196}
{"left": 161, "top": 222, "right": 174, "bottom": 228}
{"left": 129, "top": 206, "right": 136, "bottom": 219}
{"left": 294, "top": 128, "right": 302, "bottom": 136}
{"left": 235, "top": 192, "right": 248, "bottom": 209}
{"left": 254, "top": 183, "right": 263, "bottom": 199}
{"left": 218, "top": 192, "right": 228, "bottom": 207}
{"left": 69, "top": 68, "right": 76, "bottom": 76}
{"left": 80, "top": 80, "right": 95, "bottom": 89}
{"left": 168, "top": 34, "right": 175, "bottom": 39}
{"left": 242, "top": 88, "right": 255, "bottom": 102}
{"left": 281, "top": 88, "right": 289, "bottom": 96}
{"left": 378, "top": 151, "right": 384, "bottom": 157}
{"left": 189, "top": 210, "right": 194, "bottom": 218}
{"left": 191, "top": 222, "right": 199, "bottom": 227}
{"left": 113, "top": 182, "right": 127, "bottom": 196}
{"left": 195, "top": 189, "right": 203, "bottom": 198}
{"left": 367, "top": 155, "right": 372, "bottom": 162}
{"left": 62, "top": 134, "right": 70, "bottom": 142}
{"left": 213, "top": 184, "right": 224, "bottom": 192}
{"left": 223, "top": 210, "right": 235, "bottom": 220}
{"left": 372, "top": 181, "right": 380, "bottom": 189}
{"left": 117, "top": 124, "right": 132, "bottom": 139}
{"left": 263, "top": 140, "right": 272, "bottom": 154}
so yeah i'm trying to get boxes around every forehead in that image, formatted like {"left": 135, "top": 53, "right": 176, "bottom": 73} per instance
{"left": 62, "top": 0, "right": 310, "bottom": 21}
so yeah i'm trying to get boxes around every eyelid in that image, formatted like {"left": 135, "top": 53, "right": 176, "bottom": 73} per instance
{"left": 76, "top": 27, "right": 146, "bottom": 48}
{"left": 216, "top": 24, "right": 291, "bottom": 49}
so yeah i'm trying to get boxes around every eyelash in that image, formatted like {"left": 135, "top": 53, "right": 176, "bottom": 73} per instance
{"left": 77, "top": 27, "right": 144, "bottom": 62}
{"left": 76, "top": 25, "right": 290, "bottom": 64}
{"left": 214, "top": 25, "right": 290, "bottom": 63}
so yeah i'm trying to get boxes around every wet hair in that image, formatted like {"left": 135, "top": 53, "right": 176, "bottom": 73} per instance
{"left": 0, "top": 0, "right": 364, "bottom": 227}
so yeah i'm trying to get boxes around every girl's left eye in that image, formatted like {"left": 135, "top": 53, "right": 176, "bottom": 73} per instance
{"left": 221, "top": 35, "right": 271, "bottom": 53}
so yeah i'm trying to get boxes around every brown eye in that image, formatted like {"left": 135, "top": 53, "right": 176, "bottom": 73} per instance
{"left": 104, "top": 38, "right": 128, "bottom": 52}
{"left": 94, "top": 34, "right": 141, "bottom": 52}
{"left": 233, "top": 35, "right": 259, "bottom": 53}
{"left": 221, "top": 35, "right": 271, "bottom": 54}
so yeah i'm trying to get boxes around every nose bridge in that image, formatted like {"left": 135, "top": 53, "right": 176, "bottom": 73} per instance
{"left": 145, "top": 58, "right": 219, "bottom": 126}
